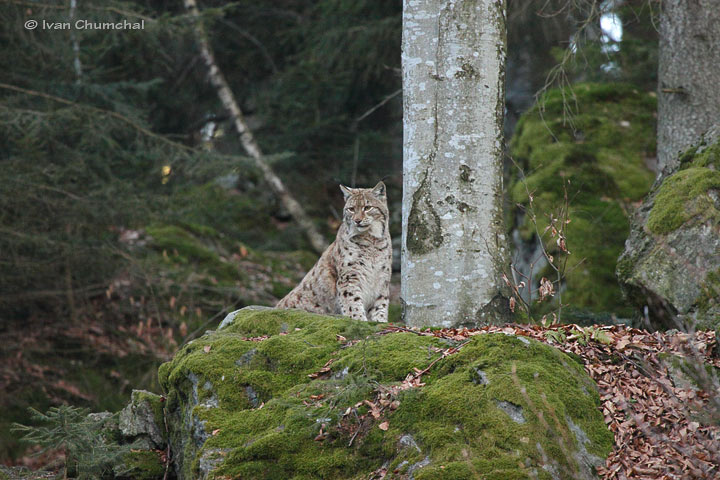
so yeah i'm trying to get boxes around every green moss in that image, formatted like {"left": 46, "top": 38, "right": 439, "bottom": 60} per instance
{"left": 335, "top": 333, "right": 444, "bottom": 381}
{"left": 122, "top": 450, "right": 165, "bottom": 480}
{"left": 647, "top": 168, "right": 720, "bottom": 234}
{"left": 169, "top": 183, "right": 313, "bottom": 252}
{"left": 145, "top": 223, "right": 239, "bottom": 282}
{"left": 387, "top": 304, "right": 402, "bottom": 324}
{"left": 678, "top": 139, "right": 720, "bottom": 171}
{"left": 160, "top": 309, "right": 612, "bottom": 479}
{"left": 509, "top": 83, "right": 656, "bottom": 316}
{"left": 694, "top": 269, "right": 720, "bottom": 328}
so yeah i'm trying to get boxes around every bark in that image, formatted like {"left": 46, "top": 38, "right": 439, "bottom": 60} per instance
{"left": 658, "top": 0, "right": 720, "bottom": 171}
{"left": 401, "top": 0, "right": 510, "bottom": 328}
{"left": 69, "top": 0, "right": 82, "bottom": 83}
{"left": 184, "top": 0, "right": 328, "bottom": 254}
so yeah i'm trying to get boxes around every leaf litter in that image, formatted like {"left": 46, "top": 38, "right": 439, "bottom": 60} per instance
{"left": 367, "top": 323, "right": 720, "bottom": 480}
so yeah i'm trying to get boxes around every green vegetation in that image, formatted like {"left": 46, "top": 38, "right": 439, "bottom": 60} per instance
{"left": 12, "top": 407, "right": 129, "bottom": 479}
{"left": 0, "top": 0, "right": 402, "bottom": 462}
{"left": 159, "top": 309, "right": 612, "bottom": 479}
{"left": 121, "top": 450, "right": 166, "bottom": 480}
{"left": 509, "top": 82, "right": 657, "bottom": 316}
{"left": 647, "top": 168, "right": 720, "bottom": 234}
{"left": 647, "top": 138, "right": 720, "bottom": 235}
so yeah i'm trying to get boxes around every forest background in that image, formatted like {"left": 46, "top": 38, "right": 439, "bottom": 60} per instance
{"left": 0, "top": 0, "right": 660, "bottom": 466}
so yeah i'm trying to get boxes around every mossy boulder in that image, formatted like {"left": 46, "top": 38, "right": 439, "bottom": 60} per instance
{"left": 509, "top": 83, "right": 656, "bottom": 317}
{"left": 158, "top": 307, "right": 612, "bottom": 479}
{"left": 617, "top": 127, "right": 720, "bottom": 329}
{"left": 118, "top": 390, "right": 167, "bottom": 449}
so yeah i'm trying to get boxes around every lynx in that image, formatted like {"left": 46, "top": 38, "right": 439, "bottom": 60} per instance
{"left": 277, "top": 181, "right": 391, "bottom": 322}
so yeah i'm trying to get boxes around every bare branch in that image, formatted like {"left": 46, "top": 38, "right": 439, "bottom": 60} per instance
{"left": 183, "top": 0, "right": 328, "bottom": 254}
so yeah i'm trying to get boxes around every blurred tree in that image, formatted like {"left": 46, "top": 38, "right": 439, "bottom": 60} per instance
{"left": 401, "top": 0, "right": 510, "bottom": 328}
{"left": 184, "top": 0, "right": 327, "bottom": 254}
{"left": 506, "top": 0, "right": 577, "bottom": 135}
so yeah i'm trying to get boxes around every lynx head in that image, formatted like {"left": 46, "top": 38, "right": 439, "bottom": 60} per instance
{"left": 339, "top": 181, "right": 388, "bottom": 238}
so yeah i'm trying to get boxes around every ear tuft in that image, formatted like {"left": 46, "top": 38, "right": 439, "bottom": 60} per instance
{"left": 371, "top": 181, "right": 386, "bottom": 199}
{"left": 339, "top": 184, "right": 353, "bottom": 200}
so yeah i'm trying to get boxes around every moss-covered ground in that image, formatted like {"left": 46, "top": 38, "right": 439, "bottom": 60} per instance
{"left": 159, "top": 309, "right": 612, "bottom": 479}
{"left": 508, "top": 83, "right": 657, "bottom": 316}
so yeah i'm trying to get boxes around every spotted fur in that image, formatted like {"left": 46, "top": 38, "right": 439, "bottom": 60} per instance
{"left": 276, "top": 181, "right": 391, "bottom": 322}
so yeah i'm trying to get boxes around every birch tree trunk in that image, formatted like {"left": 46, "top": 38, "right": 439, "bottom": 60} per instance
{"left": 185, "top": 0, "right": 328, "bottom": 254}
{"left": 658, "top": 0, "right": 720, "bottom": 171}
{"left": 401, "top": 0, "right": 509, "bottom": 328}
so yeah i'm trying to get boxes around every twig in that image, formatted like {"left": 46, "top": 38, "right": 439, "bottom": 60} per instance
{"left": 355, "top": 88, "right": 402, "bottom": 124}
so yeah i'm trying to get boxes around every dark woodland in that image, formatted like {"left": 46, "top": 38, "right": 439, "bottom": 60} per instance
{"left": 1, "top": 0, "right": 718, "bottom": 478}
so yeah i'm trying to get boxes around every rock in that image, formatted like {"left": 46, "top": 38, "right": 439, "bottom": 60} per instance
{"left": 509, "top": 83, "right": 657, "bottom": 317}
{"left": 658, "top": 350, "right": 720, "bottom": 394}
{"left": 159, "top": 308, "right": 612, "bottom": 479}
{"left": 118, "top": 390, "right": 166, "bottom": 449}
{"left": 496, "top": 400, "right": 526, "bottom": 424}
{"left": 617, "top": 128, "right": 720, "bottom": 329}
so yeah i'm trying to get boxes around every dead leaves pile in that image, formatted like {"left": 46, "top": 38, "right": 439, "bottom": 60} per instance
{"left": 382, "top": 323, "right": 720, "bottom": 479}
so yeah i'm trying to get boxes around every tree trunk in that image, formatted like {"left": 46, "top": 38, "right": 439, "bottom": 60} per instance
{"left": 658, "top": 0, "right": 720, "bottom": 171}
{"left": 184, "top": 0, "right": 328, "bottom": 254}
{"left": 401, "top": 0, "right": 510, "bottom": 328}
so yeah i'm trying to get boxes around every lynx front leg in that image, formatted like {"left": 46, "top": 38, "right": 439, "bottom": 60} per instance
{"left": 338, "top": 290, "right": 367, "bottom": 321}
{"left": 368, "top": 295, "right": 389, "bottom": 323}
{"left": 337, "top": 277, "right": 368, "bottom": 321}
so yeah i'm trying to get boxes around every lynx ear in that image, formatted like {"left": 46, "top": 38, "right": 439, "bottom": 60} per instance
{"left": 339, "top": 184, "right": 353, "bottom": 200}
{"left": 371, "top": 181, "right": 386, "bottom": 199}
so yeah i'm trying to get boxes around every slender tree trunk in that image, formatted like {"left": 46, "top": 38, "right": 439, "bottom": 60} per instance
{"left": 658, "top": 0, "right": 720, "bottom": 171}
{"left": 69, "top": 0, "right": 82, "bottom": 83}
{"left": 401, "top": 0, "right": 510, "bottom": 328}
{"left": 184, "top": 0, "right": 328, "bottom": 254}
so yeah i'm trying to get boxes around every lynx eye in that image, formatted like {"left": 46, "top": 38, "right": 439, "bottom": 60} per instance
{"left": 363, "top": 206, "right": 372, "bottom": 212}
{"left": 347, "top": 207, "right": 355, "bottom": 213}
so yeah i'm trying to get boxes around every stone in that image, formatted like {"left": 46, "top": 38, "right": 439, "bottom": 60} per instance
{"left": 617, "top": 127, "right": 720, "bottom": 329}
{"left": 118, "top": 389, "right": 166, "bottom": 449}
{"left": 158, "top": 308, "right": 613, "bottom": 479}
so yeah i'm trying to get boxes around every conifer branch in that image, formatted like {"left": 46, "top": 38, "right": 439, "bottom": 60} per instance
{"left": 184, "top": 0, "right": 328, "bottom": 254}
{"left": 0, "top": 82, "right": 194, "bottom": 153}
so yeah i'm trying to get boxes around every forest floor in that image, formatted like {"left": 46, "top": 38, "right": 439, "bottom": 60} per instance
{"left": 3, "top": 312, "right": 718, "bottom": 479}
{"left": 380, "top": 323, "right": 720, "bottom": 480}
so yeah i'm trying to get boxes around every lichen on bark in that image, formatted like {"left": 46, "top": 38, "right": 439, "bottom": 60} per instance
{"left": 406, "top": 170, "right": 444, "bottom": 255}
